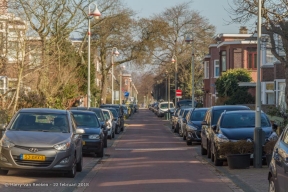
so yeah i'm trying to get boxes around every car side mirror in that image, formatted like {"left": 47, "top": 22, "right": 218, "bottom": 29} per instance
{"left": 212, "top": 125, "right": 217, "bottom": 131}
{"left": 76, "top": 128, "right": 85, "bottom": 134}
{"left": 201, "top": 121, "right": 208, "bottom": 125}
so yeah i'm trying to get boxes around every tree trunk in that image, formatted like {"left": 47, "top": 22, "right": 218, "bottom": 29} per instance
{"left": 100, "top": 70, "right": 109, "bottom": 104}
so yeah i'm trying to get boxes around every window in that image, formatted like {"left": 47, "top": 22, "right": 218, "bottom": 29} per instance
{"left": 277, "top": 81, "right": 286, "bottom": 111}
{"left": 248, "top": 52, "right": 257, "bottom": 69}
{"left": 262, "top": 82, "right": 275, "bottom": 104}
{"left": 204, "top": 61, "right": 209, "bottom": 79}
{"left": 214, "top": 60, "right": 219, "bottom": 77}
{"left": 221, "top": 51, "right": 226, "bottom": 72}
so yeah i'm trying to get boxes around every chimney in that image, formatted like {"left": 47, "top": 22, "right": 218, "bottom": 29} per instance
{"left": 239, "top": 26, "right": 248, "bottom": 34}
{"left": 0, "top": 0, "right": 7, "bottom": 14}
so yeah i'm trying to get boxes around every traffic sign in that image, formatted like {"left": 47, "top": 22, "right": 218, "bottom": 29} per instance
{"left": 176, "top": 89, "right": 182, "bottom": 98}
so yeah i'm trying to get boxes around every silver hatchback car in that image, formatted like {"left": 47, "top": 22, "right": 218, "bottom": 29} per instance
{"left": 0, "top": 108, "right": 84, "bottom": 178}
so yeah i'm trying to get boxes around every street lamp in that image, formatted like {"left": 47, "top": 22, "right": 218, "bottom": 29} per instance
{"left": 111, "top": 47, "right": 119, "bottom": 104}
{"left": 254, "top": 0, "right": 262, "bottom": 168}
{"left": 171, "top": 55, "right": 178, "bottom": 106}
{"left": 129, "top": 78, "right": 132, "bottom": 102}
{"left": 87, "top": 3, "right": 101, "bottom": 108}
{"left": 185, "top": 34, "right": 195, "bottom": 108}
{"left": 119, "top": 65, "right": 125, "bottom": 104}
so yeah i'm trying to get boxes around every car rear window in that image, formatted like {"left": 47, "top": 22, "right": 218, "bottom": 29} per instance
{"left": 190, "top": 110, "right": 207, "bottom": 121}
{"left": 72, "top": 112, "right": 100, "bottom": 128}
{"left": 212, "top": 108, "right": 249, "bottom": 125}
{"left": 220, "top": 113, "right": 271, "bottom": 128}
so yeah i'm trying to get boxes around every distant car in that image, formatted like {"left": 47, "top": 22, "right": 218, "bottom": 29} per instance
{"left": 0, "top": 108, "right": 84, "bottom": 178}
{"left": 101, "top": 109, "right": 116, "bottom": 139}
{"left": 175, "top": 108, "right": 186, "bottom": 133}
{"left": 210, "top": 110, "right": 272, "bottom": 166}
{"left": 178, "top": 108, "right": 193, "bottom": 137}
{"left": 171, "top": 108, "right": 180, "bottom": 129}
{"left": 268, "top": 125, "right": 288, "bottom": 192}
{"left": 176, "top": 99, "right": 197, "bottom": 109}
{"left": 100, "top": 104, "right": 125, "bottom": 131}
{"left": 156, "top": 101, "right": 174, "bottom": 117}
{"left": 70, "top": 110, "right": 105, "bottom": 157}
{"left": 201, "top": 105, "right": 251, "bottom": 159}
{"left": 121, "top": 105, "right": 129, "bottom": 118}
{"left": 106, "top": 108, "right": 121, "bottom": 134}
{"left": 184, "top": 108, "right": 208, "bottom": 145}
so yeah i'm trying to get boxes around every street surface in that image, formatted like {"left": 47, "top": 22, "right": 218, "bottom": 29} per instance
{"left": 0, "top": 109, "right": 242, "bottom": 192}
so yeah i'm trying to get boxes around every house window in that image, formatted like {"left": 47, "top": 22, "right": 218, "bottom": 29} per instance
{"left": 204, "top": 61, "right": 209, "bottom": 79}
{"left": 277, "top": 81, "right": 286, "bottom": 111}
{"left": 262, "top": 82, "right": 275, "bottom": 104}
{"left": 248, "top": 52, "right": 257, "bottom": 69}
{"left": 221, "top": 51, "right": 226, "bottom": 72}
{"left": 214, "top": 60, "right": 219, "bottom": 77}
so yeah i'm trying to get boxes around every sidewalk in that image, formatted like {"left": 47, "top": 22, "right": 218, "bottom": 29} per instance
{"left": 163, "top": 119, "right": 269, "bottom": 192}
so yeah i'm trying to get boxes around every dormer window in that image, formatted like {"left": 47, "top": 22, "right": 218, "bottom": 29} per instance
{"left": 221, "top": 51, "right": 226, "bottom": 72}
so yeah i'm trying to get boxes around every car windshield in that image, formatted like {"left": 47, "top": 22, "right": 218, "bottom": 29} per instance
{"left": 10, "top": 113, "right": 69, "bottom": 133}
{"left": 160, "top": 103, "right": 174, "bottom": 109}
{"left": 212, "top": 108, "right": 248, "bottom": 125}
{"left": 90, "top": 110, "right": 105, "bottom": 122}
{"left": 221, "top": 113, "right": 271, "bottom": 128}
{"left": 108, "top": 109, "right": 118, "bottom": 117}
{"left": 190, "top": 110, "right": 207, "bottom": 121}
{"left": 72, "top": 112, "right": 100, "bottom": 128}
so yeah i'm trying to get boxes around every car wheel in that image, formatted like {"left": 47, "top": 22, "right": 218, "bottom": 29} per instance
{"left": 183, "top": 132, "right": 186, "bottom": 140}
{"left": 186, "top": 140, "right": 192, "bottom": 145}
{"left": 269, "top": 177, "right": 276, "bottom": 192}
{"left": 67, "top": 156, "right": 77, "bottom": 178}
{"left": 0, "top": 169, "right": 8, "bottom": 175}
{"left": 115, "top": 126, "right": 120, "bottom": 134}
{"left": 97, "top": 145, "right": 104, "bottom": 157}
{"left": 174, "top": 124, "right": 178, "bottom": 133}
{"left": 207, "top": 141, "right": 211, "bottom": 158}
{"left": 112, "top": 131, "right": 115, "bottom": 138}
{"left": 104, "top": 137, "right": 108, "bottom": 148}
{"left": 214, "top": 150, "right": 222, "bottom": 166}
{"left": 108, "top": 133, "right": 112, "bottom": 139}
{"left": 76, "top": 156, "right": 83, "bottom": 172}
{"left": 179, "top": 128, "right": 183, "bottom": 137}
{"left": 121, "top": 125, "right": 124, "bottom": 131}
{"left": 201, "top": 142, "right": 207, "bottom": 155}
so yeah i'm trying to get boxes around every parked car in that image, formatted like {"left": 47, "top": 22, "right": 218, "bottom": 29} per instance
{"left": 201, "top": 105, "right": 250, "bottom": 158}
{"left": 121, "top": 105, "right": 129, "bottom": 119}
{"left": 174, "top": 108, "right": 186, "bottom": 133}
{"left": 156, "top": 101, "right": 174, "bottom": 117}
{"left": 268, "top": 124, "right": 288, "bottom": 192}
{"left": 106, "top": 108, "right": 121, "bottom": 134}
{"left": 184, "top": 108, "right": 208, "bottom": 145}
{"left": 0, "top": 108, "right": 84, "bottom": 178}
{"left": 101, "top": 109, "right": 116, "bottom": 139}
{"left": 178, "top": 108, "right": 193, "bottom": 137}
{"left": 171, "top": 108, "right": 180, "bottom": 130}
{"left": 176, "top": 99, "right": 197, "bottom": 109}
{"left": 100, "top": 104, "right": 125, "bottom": 131}
{"left": 210, "top": 110, "right": 272, "bottom": 166}
{"left": 70, "top": 110, "right": 105, "bottom": 157}
{"left": 70, "top": 107, "right": 108, "bottom": 148}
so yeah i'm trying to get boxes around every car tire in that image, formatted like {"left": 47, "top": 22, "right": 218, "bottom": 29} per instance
{"left": 201, "top": 142, "right": 207, "bottom": 155}
{"left": 0, "top": 169, "right": 8, "bottom": 175}
{"left": 121, "top": 125, "right": 124, "bottom": 132}
{"left": 76, "top": 156, "right": 83, "bottom": 172}
{"left": 207, "top": 141, "right": 211, "bottom": 158}
{"left": 269, "top": 176, "right": 276, "bottom": 192}
{"left": 214, "top": 150, "right": 222, "bottom": 166}
{"left": 112, "top": 131, "right": 115, "bottom": 138}
{"left": 186, "top": 140, "right": 192, "bottom": 145}
{"left": 67, "top": 156, "right": 77, "bottom": 178}
{"left": 115, "top": 126, "right": 120, "bottom": 134}
{"left": 97, "top": 146, "right": 104, "bottom": 157}
{"left": 183, "top": 132, "right": 186, "bottom": 140}
{"left": 174, "top": 124, "right": 178, "bottom": 133}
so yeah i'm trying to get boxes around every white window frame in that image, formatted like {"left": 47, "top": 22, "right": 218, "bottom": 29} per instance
{"left": 261, "top": 81, "right": 275, "bottom": 104}
{"left": 275, "top": 79, "right": 286, "bottom": 110}
{"left": 204, "top": 61, "right": 209, "bottom": 79}
{"left": 214, "top": 60, "right": 219, "bottom": 78}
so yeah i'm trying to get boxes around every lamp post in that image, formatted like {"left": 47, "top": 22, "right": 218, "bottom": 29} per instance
{"left": 111, "top": 47, "right": 119, "bottom": 104}
{"left": 165, "top": 70, "right": 168, "bottom": 101}
{"left": 171, "top": 55, "right": 178, "bottom": 106}
{"left": 119, "top": 65, "right": 125, "bottom": 104}
{"left": 254, "top": 0, "right": 262, "bottom": 168}
{"left": 185, "top": 34, "right": 195, "bottom": 108}
{"left": 129, "top": 78, "right": 132, "bottom": 102}
{"left": 87, "top": 3, "right": 101, "bottom": 108}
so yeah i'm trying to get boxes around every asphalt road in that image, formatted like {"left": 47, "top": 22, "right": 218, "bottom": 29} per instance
{"left": 0, "top": 109, "right": 243, "bottom": 192}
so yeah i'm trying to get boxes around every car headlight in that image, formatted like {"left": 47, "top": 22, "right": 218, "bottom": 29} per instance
{"left": 54, "top": 140, "right": 71, "bottom": 151}
{"left": 0, "top": 137, "right": 15, "bottom": 148}
{"left": 189, "top": 126, "right": 198, "bottom": 131}
{"left": 215, "top": 134, "right": 229, "bottom": 143}
{"left": 89, "top": 135, "right": 100, "bottom": 139}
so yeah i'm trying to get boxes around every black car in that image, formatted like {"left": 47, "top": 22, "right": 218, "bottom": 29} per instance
{"left": 100, "top": 104, "right": 125, "bottom": 131}
{"left": 268, "top": 125, "right": 288, "bottom": 192}
{"left": 70, "top": 110, "right": 105, "bottom": 157}
{"left": 201, "top": 105, "right": 250, "bottom": 158}
{"left": 70, "top": 107, "right": 108, "bottom": 148}
{"left": 210, "top": 110, "right": 272, "bottom": 166}
{"left": 184, "top": 108, "right": 208, "bottom": 145}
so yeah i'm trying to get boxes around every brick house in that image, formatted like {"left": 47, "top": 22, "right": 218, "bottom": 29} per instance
{"left": 203, "top": 27, "right": 258, "bottom": 107}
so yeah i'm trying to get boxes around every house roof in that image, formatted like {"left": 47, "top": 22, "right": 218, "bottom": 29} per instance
{"left": 217, "top": 40, "right": 257, "bottom": 48}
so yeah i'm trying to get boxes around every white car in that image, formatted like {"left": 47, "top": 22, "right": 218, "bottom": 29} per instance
{"left": 101, "top": 109, "right": 116, "bottom": 139}
{"left": 157, "top": 102, "right": 174, "bottom": 117}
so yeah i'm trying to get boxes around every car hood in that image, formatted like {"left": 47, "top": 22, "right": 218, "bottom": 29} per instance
{"left": 220, "top": 127, "right": 272, "bottom": 140}
{"left": 4, "top": 131, "right": 71, "bottom": 147}
{"left": 79, "top": 127, "right": 101, "bottom": 135}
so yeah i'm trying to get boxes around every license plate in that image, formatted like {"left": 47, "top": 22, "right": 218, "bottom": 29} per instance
{"left": 82, "top": 141, "right": 85, "bottom": 145}
{"left": 20, "top": 154, "right": 46, "bottom": 161}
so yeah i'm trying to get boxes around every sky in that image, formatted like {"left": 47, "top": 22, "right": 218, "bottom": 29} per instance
{"left": 123, "top": 0, "right": 256, "bottom": 35}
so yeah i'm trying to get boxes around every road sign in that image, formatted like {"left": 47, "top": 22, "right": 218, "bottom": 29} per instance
{"left": 176, "top": 89, "right": 182, "bottom": 98}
